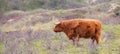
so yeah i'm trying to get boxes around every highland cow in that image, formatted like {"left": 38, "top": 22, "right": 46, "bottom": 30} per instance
{"left": 53, "top": 19, "right": 102, "bottom": 46}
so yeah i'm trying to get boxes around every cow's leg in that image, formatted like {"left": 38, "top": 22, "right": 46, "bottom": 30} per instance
{"left": 90, "top": 38, "right": 94, "bottom": 48}
{"left": 92, "top": 38, "right": 95, "bottom": 44}
{"left": 72, "top": 37, "right": 77, "bottom": 46}
{"left": 72, "top": 36, "right": 80, "bottom": 46}
{"left": 75, "top": 35, "right": 80, "bottom": 46}
{"left": 72, "top": 39, "right": 78, "bottom": 46}
{"left": 71, "top": 37, "right": 75, "bottom": 45}
{"left": 91, "top": 36, "right": 95, "bottom": 45}
{"left": 92, "top": 35, "right": 100, "bottom": 51}
{"left": 72, "top": 38, "right": 76, "bottom": 45}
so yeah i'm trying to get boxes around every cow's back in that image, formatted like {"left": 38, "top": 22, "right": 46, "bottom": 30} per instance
{"left": 74, "top": 19, "right": 101, "bottom": 38}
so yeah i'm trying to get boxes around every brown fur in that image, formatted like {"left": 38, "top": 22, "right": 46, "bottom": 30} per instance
{"left": 53, "top": 19, "right": 102, "bottom": 46}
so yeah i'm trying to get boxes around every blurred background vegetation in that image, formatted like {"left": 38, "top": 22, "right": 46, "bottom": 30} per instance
{"left": 0, "top": 0, "right": 120, "bottom": 54}
{"left": 0, "top": 0, "right": 120, "bottom": 17}
{"left": 0, "top": 0, "right": 119, "bottom": 10}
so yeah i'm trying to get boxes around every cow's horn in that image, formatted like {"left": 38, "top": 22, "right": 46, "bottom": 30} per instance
{"left": 55, "top": 22, "right": 60, "bottom": 25}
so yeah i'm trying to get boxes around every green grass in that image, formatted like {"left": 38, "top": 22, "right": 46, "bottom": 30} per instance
{"left": 31, "top": 39, "right": 48, "bottom": 54}
{"left": 101, "top": 24, "right": 120, "bottom": 54}
{"left": 102, "top": 24, "right": 120, "bottom": 35}
{"left": 0, "top": 43, "right": 4, "bottom": 53}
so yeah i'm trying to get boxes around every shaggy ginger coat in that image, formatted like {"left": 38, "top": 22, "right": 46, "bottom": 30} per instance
{"left": 54, "top": 19, "right": 102, "bottom": 46}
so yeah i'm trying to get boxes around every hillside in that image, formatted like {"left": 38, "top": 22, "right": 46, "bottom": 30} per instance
{"left": 0, "top": 1, "right": 120, "bottom": 54}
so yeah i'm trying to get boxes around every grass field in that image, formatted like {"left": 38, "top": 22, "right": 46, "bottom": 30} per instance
{"left": 0, "top": 7, "right": 120, "bottom": 54}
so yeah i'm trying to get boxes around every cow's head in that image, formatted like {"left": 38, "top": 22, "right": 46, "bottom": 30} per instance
{"left": 53, "top": 22, "right": 63, "bottom": 32}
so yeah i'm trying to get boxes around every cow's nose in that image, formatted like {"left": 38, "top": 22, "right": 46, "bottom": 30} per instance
{"left": 53, "top": 30, "right": 57, "bottom": 32}
{"left": 54, "top": 31, "right": 58, "bottom": 33}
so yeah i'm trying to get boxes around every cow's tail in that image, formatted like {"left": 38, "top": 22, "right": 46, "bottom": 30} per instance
{"left": 95, "top": 22, "right": 101, "bottom": 44}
